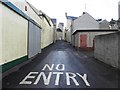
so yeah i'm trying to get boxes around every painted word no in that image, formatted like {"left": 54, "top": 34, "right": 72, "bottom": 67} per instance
{"left": 42, "top": 64, "right": 65, "bottom": 71}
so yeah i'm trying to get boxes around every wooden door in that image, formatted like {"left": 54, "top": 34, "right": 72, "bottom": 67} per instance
{"left": 80, "top": 34, "right": 87, "bottom": 48}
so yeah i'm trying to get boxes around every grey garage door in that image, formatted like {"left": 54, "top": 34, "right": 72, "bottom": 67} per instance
{"left": 28, "top": 21, "right": 41, "bottom": 58}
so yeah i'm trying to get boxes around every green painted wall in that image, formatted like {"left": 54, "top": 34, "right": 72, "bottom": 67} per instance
{"left": 0, "top": 55, "right": 28, "bottom": 73}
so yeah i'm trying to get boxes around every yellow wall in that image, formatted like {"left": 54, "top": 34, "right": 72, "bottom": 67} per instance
{"left": 1, "top": 3, "right": 28, "bottom": 65}
{"left": 8, "top": 0, "right": 55, "bottom": 50}
{"left": 41, "top": 29, "right": 44, "bottom": 49}
{"left": 41, "top": 17, "right": 54, "bottom": 49}
{"left": 56, "top": 32, "right": 62, "bottom": 40}
{"left": 41, "top": 17, "right": 46, "bottom": 49}
{"left": 9, "top": 0, "right": 42, "bottom": 27}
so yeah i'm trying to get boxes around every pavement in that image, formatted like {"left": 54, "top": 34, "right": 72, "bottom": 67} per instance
{"left": 2, "top": 40, "right": 120, "bottom": 90}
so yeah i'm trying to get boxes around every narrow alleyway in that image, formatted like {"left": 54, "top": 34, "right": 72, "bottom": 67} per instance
{"left": 2, "top": 40, "right": 119, "bottom": 89}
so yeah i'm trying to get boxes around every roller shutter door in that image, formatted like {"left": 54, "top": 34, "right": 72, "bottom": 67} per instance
{"left": 28, "top": 21, "right": 41, "bottom": 58}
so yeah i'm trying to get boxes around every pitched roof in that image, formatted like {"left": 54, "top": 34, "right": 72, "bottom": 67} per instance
{"left": 51, "top": 19, "right": 57, "bottom": 25}
{"left": 72, "top": 29, "right": 118, "bottom": 35}
{"left": 59, "top": 23, "right": 64, "bottom": 26}
{"left": 66, "top": 16, "right": 78, "bottom": 20}
{"left": 56, "top": 28, "right": 62, "bottom": 32}
{"left": 26, "top": 1, "right": 52, "bottom": 26}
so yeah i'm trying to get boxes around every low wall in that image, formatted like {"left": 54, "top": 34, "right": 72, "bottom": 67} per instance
{"left": 94, "top": 32, "right": 120, "bottom": 69}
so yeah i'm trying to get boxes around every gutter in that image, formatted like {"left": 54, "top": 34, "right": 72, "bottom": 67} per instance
{"left": 72, "top": 29, "right": 119, "bottom": 35}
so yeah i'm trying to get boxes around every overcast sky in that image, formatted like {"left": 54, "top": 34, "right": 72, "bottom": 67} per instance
{"left": 26, "top": 0, "right": 120, "bottom": 26}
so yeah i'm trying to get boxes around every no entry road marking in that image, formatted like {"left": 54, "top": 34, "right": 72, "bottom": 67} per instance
{"left": 19, "top": 64, "right": 90, "bottom": 86}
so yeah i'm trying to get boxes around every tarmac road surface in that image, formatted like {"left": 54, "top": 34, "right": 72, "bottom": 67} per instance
{"left": 2, "top": 40, "right": 119, "bottom": 89}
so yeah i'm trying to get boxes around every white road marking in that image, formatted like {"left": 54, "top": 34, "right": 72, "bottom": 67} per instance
{"left": 56, "top": 64, "right": 65, "bottom": 71}
{"left": 66, "top": 72, "right": 79, "bottom": 86}
{"left": 76, "top": 73, "right": 90, "bottom": 86}
{"left": 53, "top": 72, "right": 63, "bottom": 85}
{"left": 19, "top": 72, "right": 38, "bottom": 84}
{"left": 34, "top": 72, "right": 52, "bottom": 85}
{"left": 42, "top": 64, "right": 54, "bottom": 71}
{"left": 19, "top": 64, "right": 91, "bottom": 87}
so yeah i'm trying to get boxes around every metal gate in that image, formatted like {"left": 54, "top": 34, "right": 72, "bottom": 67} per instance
{"left": 80, "top": 34, "right": 87, "bottom": 48}
{"left": 28, "top": 21, "right": 41, "bottom": 58}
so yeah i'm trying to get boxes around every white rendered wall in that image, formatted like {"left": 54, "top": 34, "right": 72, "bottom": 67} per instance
{"left": 1, "top": 3, "right": 28, "bottom": 65}
{"left": 72, "top": 13, "right": 99, "bottom": 33}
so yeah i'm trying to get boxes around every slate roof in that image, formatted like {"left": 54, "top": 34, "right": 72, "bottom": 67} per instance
{"left": 59, "top": 23, "right": 64, "bottom": 26}
{"left": 66, "top": 16, "right": 78, "bottom": 20}
{"left": 56, "top": 28, "right": 62, "bottom": 32}
{"left": 51, "top": 19, "right": 57, "bottom": 25}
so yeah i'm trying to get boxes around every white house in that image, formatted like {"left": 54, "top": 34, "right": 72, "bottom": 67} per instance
{"left": 56, "top": 23, "right": 64, "bottom": 40}
{"left": 72, "top": 12, "right": 99, "bottom": 33}
{"left": 71, "top": 12, "right": 118, "bottom": 49}
{"left": 109, "top": 19, "right": 119, "bottom": 30}
{"left": 99, "top": 20, "right": 110, "bottom": 29}
{"left": 65, "top": 13, "right": 78, "bottom": 43}
{"left": 51, "top": 19, "right": 57, "bottom": 42}
{"left": 118, "top": 1, "right": 120, "bottom": 19}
